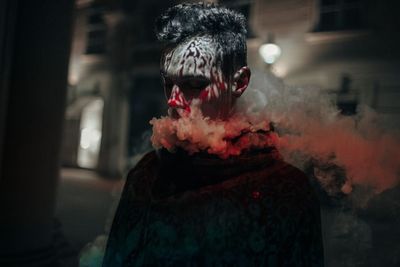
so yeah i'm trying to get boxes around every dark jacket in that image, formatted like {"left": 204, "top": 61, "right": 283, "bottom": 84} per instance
{"left": 103, "top": 148, "right": 324, "bottom": 266}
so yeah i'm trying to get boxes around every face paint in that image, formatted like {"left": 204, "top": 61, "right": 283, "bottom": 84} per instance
{"left": 161, "top": 36, "right": 231, "bottom": 119}
{"left": 167, "top": 85, "right": 191, "bottom": 112}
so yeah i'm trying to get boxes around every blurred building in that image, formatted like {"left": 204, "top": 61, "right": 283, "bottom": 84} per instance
{"left": 61, "top": 0, "right": 400, "bottom": 176}
{"left": 248, "top": 0, "right": 400, "bottom": 120}
{"left": 62, "top": 0, "right": 175, "bottom": 177}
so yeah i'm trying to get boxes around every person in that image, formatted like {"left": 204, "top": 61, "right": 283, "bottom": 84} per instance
{"left": 102, "top": 3, "right": 324, "bottom": 266}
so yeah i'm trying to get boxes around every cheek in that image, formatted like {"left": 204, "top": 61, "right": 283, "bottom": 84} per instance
{"left": 198, "top": 85, "right": 217, "bottom": 102}
{"left": 209, "top": 66, "right": 228, "bottom": 92}
{"left": 198, "top": 80, "right": 228, "bottom": 103}
{"left": 199, "top": 86, "right": 210, "bottom": 101}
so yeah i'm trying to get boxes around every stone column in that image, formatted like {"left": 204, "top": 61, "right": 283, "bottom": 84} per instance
{"left": 0, "top": 1, "right": 74, "bottom": 266}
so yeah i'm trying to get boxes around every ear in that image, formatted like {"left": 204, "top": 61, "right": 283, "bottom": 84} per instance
{"left": 232, "top": 66, "right": 251, "bottom": 97}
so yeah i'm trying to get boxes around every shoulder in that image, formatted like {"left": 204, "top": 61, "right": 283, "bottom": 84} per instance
{"left": 127, "top": 151, "right": 158, "bottom": 175}
{"left": 274, "top": 161, "right": 313, "bottom": 192}
{"left": 126, "top": 151, "right": 159, "bottom": 179}
{"left": 256, "top": 159, "right": 310, "bottom": 190}
{"left": 122, "top": 151, "right": 159, "bottom": 201}
{"left": 257, "top": 160, "right": 320, "bottom": 212}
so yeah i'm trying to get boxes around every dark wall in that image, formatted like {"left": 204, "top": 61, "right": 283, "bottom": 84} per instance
{"left": 0, "top": 0, "right": 74, "bottom": 266}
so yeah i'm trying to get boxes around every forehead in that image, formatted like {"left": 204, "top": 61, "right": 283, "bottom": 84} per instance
{"left": 162, "top": 36, "right": 222, "bottom": 79}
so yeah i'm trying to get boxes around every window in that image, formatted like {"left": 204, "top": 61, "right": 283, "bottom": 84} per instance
{"left": 315, "top": 0, "right": 366, "bottom": 32}
{"left": 85, "top": 6, "right": 107, "bottom": 54}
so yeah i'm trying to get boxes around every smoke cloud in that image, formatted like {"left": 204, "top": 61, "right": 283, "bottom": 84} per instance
{"left": 150, "top": 99, "right": 277, "bottom": 159}
{"left": 151, "top": 70, "right": 400, "bottom": 198}
{"left": 239, "top": 70, "right": 400, "bottom": 197}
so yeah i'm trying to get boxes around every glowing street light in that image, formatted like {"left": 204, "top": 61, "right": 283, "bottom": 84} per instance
{"left": 258, "top": 34, "right": 281, "bottom": 65}
{"left": 259, "top": 43, "right": 281, "bottom": 64}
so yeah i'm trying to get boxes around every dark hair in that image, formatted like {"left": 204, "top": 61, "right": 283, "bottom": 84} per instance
{"left": 155, "top": 2, "right": 247, "bottom": 77}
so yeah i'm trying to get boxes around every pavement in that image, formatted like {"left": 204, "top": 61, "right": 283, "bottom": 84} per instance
{"left": 55, "top": 168, "right": 124, "bottom": 265}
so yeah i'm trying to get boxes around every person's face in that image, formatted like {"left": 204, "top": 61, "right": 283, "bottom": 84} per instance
{"left": 160, "top": 35, "right": 250, "bottom": 120}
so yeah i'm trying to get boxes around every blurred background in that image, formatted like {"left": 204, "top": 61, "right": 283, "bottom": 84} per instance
{"left": 0, "top": 0, "right": 399, "bottom": 266}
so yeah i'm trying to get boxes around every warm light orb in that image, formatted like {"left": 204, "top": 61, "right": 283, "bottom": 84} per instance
{"left": 80, "top": 128, "right": 101, "bottom": 150}
{"left": 77, "top": 98, "right": 104, "bottom": 168}
{"left": 259, "top": 43, "right": 281, "bottom": 64}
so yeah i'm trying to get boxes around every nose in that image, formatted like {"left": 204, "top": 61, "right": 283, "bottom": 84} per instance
{"left": 167, "top": 85, "right": 191, "bottom": 113}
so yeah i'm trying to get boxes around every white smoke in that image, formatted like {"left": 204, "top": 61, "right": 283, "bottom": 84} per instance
{"left": 150, "top": 100, "right": 277, "bottom": 159}
{"left": 240, "top": 70, "right": 400, "bottom": 197}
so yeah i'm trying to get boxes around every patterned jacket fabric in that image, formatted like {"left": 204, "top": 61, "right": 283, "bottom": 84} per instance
{"left": 103, "top": 148, "right": 324, "bottom": 267}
